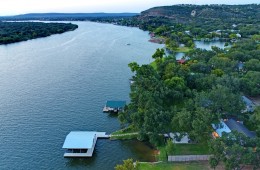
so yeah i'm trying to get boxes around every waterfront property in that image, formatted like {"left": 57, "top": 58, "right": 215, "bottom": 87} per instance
{"left": 62, "top": 131, "right": 108, "bottom": 157}
{"left": 212, "top": 119, "right": 256, "bottom": 138}
{"left": 242, "top": 96, "right": 255, "bottom": 112}
{"left": 167, "top": 132, "right": 190, "bottom": 143}
{"left": 103, "top": 100, "right": 126, "bottom": 113}
{"left": 212, "top": 120, "right": 231, "bottom": 138}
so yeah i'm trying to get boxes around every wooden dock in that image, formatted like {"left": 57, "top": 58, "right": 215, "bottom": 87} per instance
{"left": 96, "top": 132, "right": 110, "bottom": 138}
{"left": 103, "top": 101, "right": 126, "bottom": 113}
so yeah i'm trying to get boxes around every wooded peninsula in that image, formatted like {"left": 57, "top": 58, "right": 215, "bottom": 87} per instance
{"left": 111, "top": 4, "right": 260, "bottom": 170}
{"left": 0, "top": 22, "right": 78, "bottom": 44}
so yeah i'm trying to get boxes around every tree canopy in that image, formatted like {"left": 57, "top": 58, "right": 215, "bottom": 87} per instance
{"left": 0, "top": 22, "right": 78, "bottom": 44}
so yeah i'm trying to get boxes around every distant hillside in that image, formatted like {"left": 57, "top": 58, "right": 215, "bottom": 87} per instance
{"left": 116, "top": 4, "right": 260, "bottom": 33}
{"left": 139, "top": 4, "right": 260, "bottom": 23}
{"left": 0, "top": 13, "right": 139, "bottom": 21}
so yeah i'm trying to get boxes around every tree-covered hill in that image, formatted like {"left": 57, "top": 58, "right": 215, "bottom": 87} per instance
{"left": 0, "top": 13, "right": 138, "bottom": 21}
{"left": 117, "top": 4, "right": 260, "bottom": 36}
{"left": 141, "top": 4, "right": 259, "bottom": 22}
{"left": 0, "top": 22, "right": 78, "bottom": 45}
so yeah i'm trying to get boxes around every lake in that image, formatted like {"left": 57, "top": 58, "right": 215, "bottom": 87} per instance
{"left": 0, "top": 21, "right": 164, "bottom": 170}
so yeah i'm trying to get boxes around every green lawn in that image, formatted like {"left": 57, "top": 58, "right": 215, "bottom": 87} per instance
{"left": 139, "top": 162, "right": 210, "bottom": 170}
{"left": 110, "top": 125, "right": 138, "bottom": 140}
{"left": 157, "top": 143, "right": 210, "bottom": 160}
{"left": 157, "top": 146, "right": 168, "bottom": 161}
{"left": 110, "top": 133, "right": 138, "bottom": 140}
{"left": 174, "top": 143, "right": 210, "bottom": 155}
{"left": 173, "top": 47, "right": 192, "bottom": 53}
{"left": 111, "top": 125, "right": 137, "bottom": 135}
{"left": 150, "top": 60, "right": 157, "bottom": 69}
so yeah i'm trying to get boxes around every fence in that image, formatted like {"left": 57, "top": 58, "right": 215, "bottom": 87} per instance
{"left": 168, "top": 155, "right": 211, "bottom": 162}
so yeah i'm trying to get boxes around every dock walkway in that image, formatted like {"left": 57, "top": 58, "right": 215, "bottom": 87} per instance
{"left": 96, "top": 132, "right": 110, "bottom": 138}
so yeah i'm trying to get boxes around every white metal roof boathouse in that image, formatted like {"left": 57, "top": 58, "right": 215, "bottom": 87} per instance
{"left": 62, "top": 131, "right": 108, "bottom": 157}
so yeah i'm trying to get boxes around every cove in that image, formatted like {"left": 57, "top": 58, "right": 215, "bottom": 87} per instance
{"left": 0, "top": 21, "right": 164, "bottom": 170}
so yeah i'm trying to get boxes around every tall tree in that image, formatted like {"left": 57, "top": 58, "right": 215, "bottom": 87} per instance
{"left": 209, "top": 132, "right": 260, "bottom": 170}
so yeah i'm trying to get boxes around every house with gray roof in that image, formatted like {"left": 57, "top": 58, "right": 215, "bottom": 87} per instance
{"left": 225, "top": 119, "right": 256, "bottom": 138}
{"left": 212, "top": 119, "right": 256, "bottom": 138}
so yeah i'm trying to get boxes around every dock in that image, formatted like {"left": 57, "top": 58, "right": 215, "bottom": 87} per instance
{"left": 62, "top": 131, "right": 109, "bottom": 157}
{"left": 103, "top": 100, "right": 126, "bottom": 113}
{"left": 96, "top": 132, "right": 110, "bottom": 138}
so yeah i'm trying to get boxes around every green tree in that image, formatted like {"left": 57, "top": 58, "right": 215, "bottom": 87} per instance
{"left": 194, "top": 85, "right": 244, "bottom": 118}
{"left": 244, "top": 59, "right": 260, "bottom": 71}
{"left": 251, "top": 106, "right": 260, "bottom": 136}
{"left": 152, "top": 48, "right": 165, "bottom": 59}
{"left": 240, "top": 71, "right": 260, "bottom": 96}
{"left": 209, "top": 132, "right": 260, "bottom": 170}
{"left": 165, "top": 139, "right": 176, "bottom": 155}
{"left": 211, "top": 69, "right": 224, "bottom": 77}
{"left": 229, "top": 33, "right": 237, "bottom": 39}
{"left": 115, "top": 159, "right": 139, "bottom": 170}
{"left": 128, "top": 62, "right": 140, "bottom": 72}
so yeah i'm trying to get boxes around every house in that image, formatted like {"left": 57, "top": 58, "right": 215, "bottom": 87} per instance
{"left": 184, "top": 31, "right": 191, "bottom": 35}
{"left": 236, "top": 33, "right": 242, "bottom": 38}
{"left": 237, "top": 61, "right": 244, "bottom": 71}
{"left": 177, "top": 59, "right": 186, "bottom": 64}
{"left": 212, "top": 119, "right": 256, "bottom": 138}
{"left": 103, "top": 100, "right": 126, "bottom": 113}
{"left": 212, "top": 121, "right": 231, "bottom": 138}
{"left": 225, "top": 119, "right": 256, "bottom": 138}
{"left": 242, "top": 96, "right": 255, "bottom": 112}
{"left": 169, "top": 132, "right": 190, "bottom": 143}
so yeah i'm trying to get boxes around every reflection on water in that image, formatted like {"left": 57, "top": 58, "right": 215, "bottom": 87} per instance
{"left": 195, "top": 41, "right": 226, "bottom": 50}
{"left": 122, "top": 140, "right": 156, "bottom": 162}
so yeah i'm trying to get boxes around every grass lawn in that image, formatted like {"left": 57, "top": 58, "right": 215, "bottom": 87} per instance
{"left": 157, "top": 146, "right": 168, "bottom": 161}
{"left": 139, "top": 162, "right": 210, "bottom": 170}
{"left": 150, "top": 58, "right": 166, "bottom": 70}
{"left": 157, "top": 143, "right": 210, "bottom": 161}
{"left": 174, "top": 143, "right": 210, "bottom": 155}
{"left": 173, "top": 47, "right": 192, "bottom": 53}
{"left": 110, "top": 133, "right": 138, "bottom": 140}
{"left": 150, "top": 60, "right": 157, "bottom": 69}
{"left": 110, "top": 125, "right": 138, "bottom": 140}
{"left": 111, "top": 125, "right": 137, "bottom": 135}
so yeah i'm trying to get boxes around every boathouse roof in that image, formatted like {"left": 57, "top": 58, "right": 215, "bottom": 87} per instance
{"left": 62, "top": 131, "right": 96, "bottom": 149}
{"left": 106, "top": 101, "right": 126, "bottom": 108}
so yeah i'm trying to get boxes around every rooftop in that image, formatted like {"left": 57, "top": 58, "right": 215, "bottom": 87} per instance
{"left": 62, "top": 131, "right": 96, "bottom": 149}
{"left": 242, "top": 96, "right": 254, "bottom": 106}
{"left": 242, "top": 96, "right": 255, "bottom": 112}
{"left": 212, "top": 121, "right": 231, "bottom": 137}
{"left": 106, "top": 101, "right": 126, "bottom": 108}
{"left": 225, "top": 119, "right": 256, "bottom": 138}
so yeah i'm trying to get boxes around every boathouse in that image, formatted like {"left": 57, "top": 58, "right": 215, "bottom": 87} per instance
{"left": 103, "top": 100, "right": 126, "bottom": 113}
{"left": 62, "top": 131, "right": 97, "bottom": 157}
{"left": 62, "top": 131, "right": 109, "bottom": 157}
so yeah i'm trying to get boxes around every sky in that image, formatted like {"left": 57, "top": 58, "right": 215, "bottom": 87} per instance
{"left": 0, "top": 0, "right": 259, "bottom": 16}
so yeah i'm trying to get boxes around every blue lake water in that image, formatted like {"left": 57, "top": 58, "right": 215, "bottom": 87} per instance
{"left": 0, "top": 21, "right": 163, "bottom": 170}
{"left": 195, "top": 40, "right": 226, "bottom": 50}
{"left": 174, "top": 41, "right": 227, "bottom": 60}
